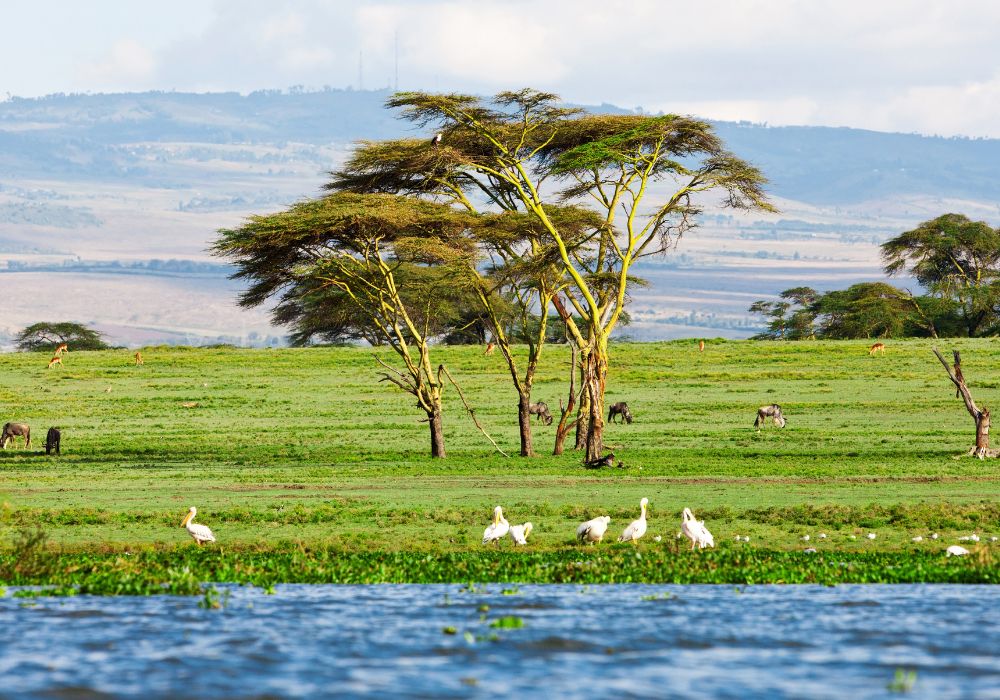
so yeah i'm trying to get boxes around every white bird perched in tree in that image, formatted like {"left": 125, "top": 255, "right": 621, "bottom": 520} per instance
{"left": 618, "top": 498, "right": 648, "bottom": 544}
{"left": 508, "top": 522, "right": 532, "bottom": 546}
{"left": 946, "top": 545, "right": 970, "bottom": 557}
{"left": 680, "top": 508, "right": 715, "bottom": 550}
{"left": 181, "top": 506, "right": 215, "bottom": 546}
{"left": 482, "top": 506, "right": 509, "bottom": 545}
{"left": 431, "top": 132, "right": 443, "bottom": 146}
{"left": 577, "top": 515, "right": 611, "bottom": 544}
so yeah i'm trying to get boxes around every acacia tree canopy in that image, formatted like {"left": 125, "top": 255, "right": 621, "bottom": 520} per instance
{"left": 16, "top": 322, "right": 109, "bottom": 352}
{"left": 882, "top": 213, "right": 1000, "bottom": 336}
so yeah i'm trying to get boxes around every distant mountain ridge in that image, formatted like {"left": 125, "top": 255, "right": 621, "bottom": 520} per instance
{"left": 1, "top": 89, "right": 998, "bottom": 206}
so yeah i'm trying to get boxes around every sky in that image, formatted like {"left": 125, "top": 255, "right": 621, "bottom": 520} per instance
{"left": 2, "top": 0, "right": 1000, "bottom": 137}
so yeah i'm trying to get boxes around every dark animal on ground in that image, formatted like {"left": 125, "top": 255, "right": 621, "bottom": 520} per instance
{"left": 45, "top": 427, "right": 61, "bottom": 455}
{"left": 528, "top": 401, "right": 553, "bottom": 425}
{"left": 754, "top": 404, "right": 787, "bottom": 430}
{"left": 608, "top": 402, "right": 633, "bottom": 424}
{"left": 1, "top": 422, "right": 30, "bottom": 449}
{"left": 584, "top": 452, "right": 622, "bottom": 469}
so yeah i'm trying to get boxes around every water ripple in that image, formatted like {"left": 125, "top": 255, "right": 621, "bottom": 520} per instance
{"left": 0, "top": 584, "right": 998, "bottom": 699}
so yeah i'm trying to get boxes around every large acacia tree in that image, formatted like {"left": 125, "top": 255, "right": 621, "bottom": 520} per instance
{"left": 214, "top": 192, "right": 476, "bottom": 458}
{"left": 386, "top": 90, "right": 775, "bottom": 460}
{"left": 883, "top": 213, "right": 1000, "bottom": 337}
{"left": 330, "top": 116, "right": 601, "bottom": 457}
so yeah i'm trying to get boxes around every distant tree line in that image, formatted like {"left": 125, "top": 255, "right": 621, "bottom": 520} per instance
{"left": 750, "top": 214, "right": 1000, "bottom": 339}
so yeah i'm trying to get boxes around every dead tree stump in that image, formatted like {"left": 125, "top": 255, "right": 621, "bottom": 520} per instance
{"left": 933, "top": 347, "right": 999, "bottom": 459}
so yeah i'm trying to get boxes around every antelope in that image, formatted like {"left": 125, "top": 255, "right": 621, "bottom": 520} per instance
{"left": 483, "top": 342, "right": 495, "bottom": 356}
{"left": 869, "top": 342, "right": 886, "bottom": 356}
{"left": 699, "top": 339, "right": 705, "bottom": 352}
{"left": 754, "top": 404, "right": 786, "bottom": 430}
{"left": 608, "top": 402, "right": 633, "bottom": 424}
{"left": 54, "top": 343, "right": 68, "bottom": 355}
{"left": 47, "top": 355, "right": 63, "bottom": 369}
{"left": 134, "top": 351, "right": 144, "bottom": 366}
{"left": 528, "top": 401, "right": 553, "bottom": 425}
{"left": 1, "top": 422, "right": 30, "bottom": 449}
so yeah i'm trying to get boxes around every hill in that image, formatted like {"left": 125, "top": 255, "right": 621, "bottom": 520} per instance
{"left": 0, "top": 89, "right": 997, "bottom": 346}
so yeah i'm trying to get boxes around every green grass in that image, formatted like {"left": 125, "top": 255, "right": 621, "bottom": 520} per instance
{"left": 1, "top": 338, "right": 998, "bottom": 587}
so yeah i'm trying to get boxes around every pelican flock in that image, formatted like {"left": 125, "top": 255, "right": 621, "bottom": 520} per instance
{"left": 618, "top": 498, "right": 648, "bottom": 544}
{"left": 482, "top": 506, "right": 510, "bottom": 545}
{"left": 181, "top": 506, "right": 216, "bottom": 546}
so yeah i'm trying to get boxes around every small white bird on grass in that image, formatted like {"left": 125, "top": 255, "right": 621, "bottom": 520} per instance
{"left": 482, "top": 506, "right": 510, "bottom": 545}
{"left": 577, "top": 515, "right": 611, "bottom": 544}
{"left": 508, "top": 522, "right": 533, "bottom": 546}
{"left": 930, "top": 533, "right": 939, "bottom": 540}
{"left": 801, "top": 534, "right": 811, "bottom": 542}
{"left": 618, "top": 498, "right": 648, "bottom": 544}
{"left": 181, "top": 506, "right": 216, "bottom": 546}
{"left": 959, "top": 534, "right": 980, "bottom": 542}
{"left": 911, "top": 536, "right": 924, "bottom": 543}
{"left": 946, "top": 545, "right": 970, "bottom": 557}
{"left": 867, "top": 533, "right": 877, "bottom": 540}
{"left": 818, "top": 533, "right": 827, "bottom": 539}
{"left": 680, "top": 507, "right": 714, "bottom": 550}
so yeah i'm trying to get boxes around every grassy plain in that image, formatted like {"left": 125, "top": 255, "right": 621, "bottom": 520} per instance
{"left": 1, "top": 339, "right": 998, "bottom": 585}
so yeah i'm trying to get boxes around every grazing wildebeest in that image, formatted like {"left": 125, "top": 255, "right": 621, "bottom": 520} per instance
{"left": 608, "top": 402, "right": 633, "bottom": 424}
{"left": 754, "top": 404, "right": 786, "bottom": 430}
{"left": 1, "top": 422, "right": 30, "bottom": 449}
{"left": 528, "top": 401, "right": 553, "bottom": 426}
{"left": 45, "top": 427, "right": 61, "bottom": 455}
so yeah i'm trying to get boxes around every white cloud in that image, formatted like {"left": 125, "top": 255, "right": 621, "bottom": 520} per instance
{"left": 79, "top": 39, "right": 156, "bottom": 89}
{"left": 20, "top": 0, "right": 1000, "bottom": 137}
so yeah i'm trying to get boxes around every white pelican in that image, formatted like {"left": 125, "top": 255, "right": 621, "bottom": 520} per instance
{"left": 508, "top": 522, "right": 532, "bottom": 546}
{"left": 618, "top": 498, "right": 648, "bottom": 544}
{"left": 680, "top": 507, "right": 714, "bottom": 550}
{"left": 576, "top": 515, "right": 611, "bottom": 544}
{"left": 946, "top": 545, "right": 970, "bottom": 557}
{"left": 181, "top": 506, "right": 215, "bottom": 546}
{"left": 482, "top": 506, "right": 509, "bottom": 545}
{"left": 431, "top": 132, "right": 443, "bottom": 146}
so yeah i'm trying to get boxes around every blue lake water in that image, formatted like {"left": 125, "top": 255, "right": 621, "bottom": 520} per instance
{"left": 1, "top": 584, "right": 999, "bottom": 699}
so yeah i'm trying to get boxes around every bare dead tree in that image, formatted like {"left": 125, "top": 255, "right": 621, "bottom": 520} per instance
{"left": 932, "top": 347, "right": 998, "bottom": 458}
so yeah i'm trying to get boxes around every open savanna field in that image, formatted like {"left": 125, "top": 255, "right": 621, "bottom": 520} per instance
{"left": 1, "top": 339, "right": 998, "bottom": 588}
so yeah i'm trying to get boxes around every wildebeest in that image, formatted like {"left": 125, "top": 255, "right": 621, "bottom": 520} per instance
{"left": 584, "top": 452, "right": 622, "bottom": 469}
{"left": 608, "top": 402, "right": 633, "bottom": 424}
{"left": 1, "top": 422, "right": 30, "bottom": 449}
{"left": 45, "top": 427, "right": 61, "bottom": 455}
{"left": 528, "top": 401, "right": 553, "bottom": 426}
{"left": 754, "top": 404, "right": 786, "bottom": 430}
